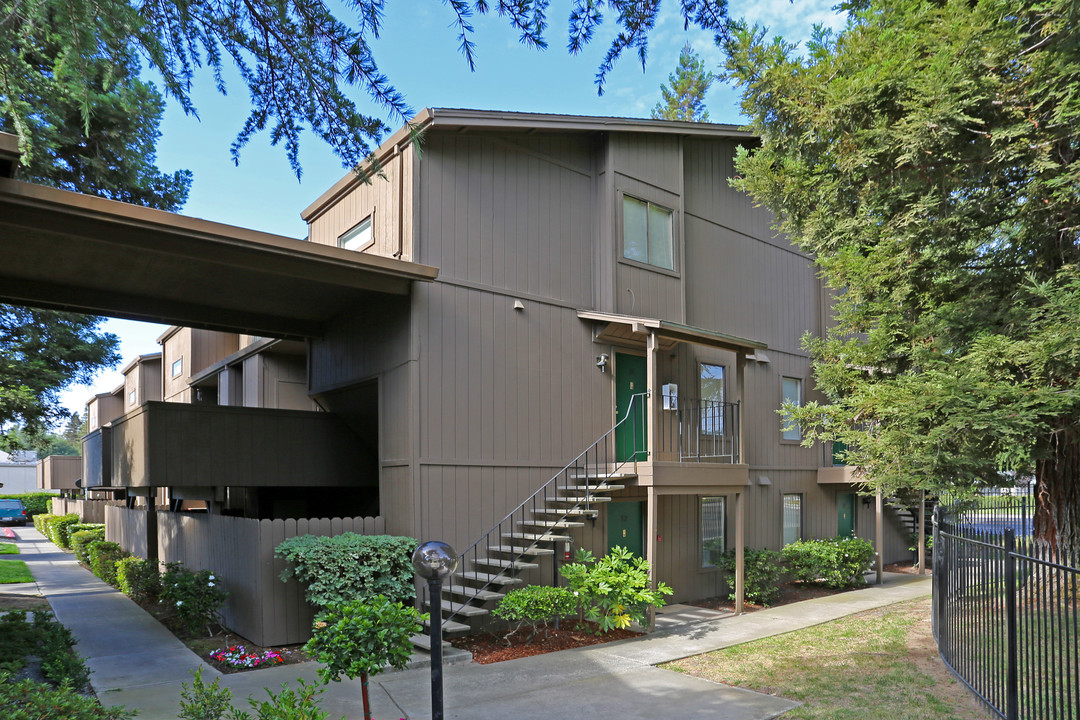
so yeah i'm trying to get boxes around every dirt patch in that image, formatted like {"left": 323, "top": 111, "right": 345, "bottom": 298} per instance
{"left": 0, "top": 592, "right": 51, "bottom": 613}
{"left": 449, "top": 622, "right": 641, "bottom": 664}
{"left": 904, "top": 601, "right": 992, "bottom": 719}
{"left": 885, "top": 560, "right": 930, "bottom": 575}
{"left": 687, "top": 580, "right": 853, "bottom": 614}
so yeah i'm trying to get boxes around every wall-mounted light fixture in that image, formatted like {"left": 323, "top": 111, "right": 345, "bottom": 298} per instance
{"left": 596, "top": 354, "right": 609, "bottom": 372}
{"left": 861, "top": 496, "right": 873, "bottom": 508}
{"left": 513, "top": 299, "right": 525, "bottom": 311}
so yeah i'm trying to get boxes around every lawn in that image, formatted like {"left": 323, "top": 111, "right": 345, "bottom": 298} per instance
{"left": 0, "top": 559, "right": 34, "bottom": 584}
{"left": 0, "top": 542, "right": 18, "bottom": 554}
{"left": 662, "top": 597, "right": 989, "bottom": 720}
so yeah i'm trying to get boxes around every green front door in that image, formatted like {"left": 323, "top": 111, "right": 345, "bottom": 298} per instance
{"left": 615, "top": 353, "right": 647, "bottom": 462}
{"left": 838, "top": 492, "right": 856, "bottom": 537}
{"left": 608, "top": 500, "right": 645, "bottom": 558}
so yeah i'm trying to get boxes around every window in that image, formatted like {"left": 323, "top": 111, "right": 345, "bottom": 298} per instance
{"left": 172, "top": 357, "right": 183, "bottom": 378}
{"left": 338, "top": 215, "right": 373, "bottom": 252}
{"left": 700, "top": 363, "right": 725, "bottom": 435}
{"left": 781, "top": 376, "right": 802, "bottom": 441}
{"left": 701, "top": 496, "right": 726, "bottom": 567}
{"left": 623, "top": 195, "right": 674, "bottom": 270}
{"left": 783, "top": 493, "right": 802, "bottom": 546}
{"left": 128, "top": 390, "right": 136, "bottom": 406}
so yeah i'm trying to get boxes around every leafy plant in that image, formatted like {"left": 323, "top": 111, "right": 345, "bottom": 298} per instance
{"left": 0, "top": 610, "right": 91, "bottom": 688}
{"left": 782, "top": 537, "right": 877, "bottom": 589}
{"left": 179, "top": 667, "right": 234, "bottom": 720}
{"left": 493, "top": 585, "right": 578, "bottom": 644}
{"left": 716, "top": 548, "right": 784, "bottom": 606}
{"left": 116, "top": 556, "right": 162, "bottom": 604}
{"left": 161, "top": 562, "right": 228, "bottom": 638}
{"left": 50, "top": 513, "right": 81, "bottom": 548}
{"left": 231, "top": 679, "right": 340, "bottom": 720}
{"left": 87, "top": 540, "right": 127, "bottom": 586}
{"left": 560, "top": 547, "right": 673, "bottom": 634}
{"left": 0, "top": 674, "right": 135, "bottom": 719}
{"left": 0, "top": 611, "right": 36, "bottom": 674}
{"left": 304, "top": 595, "right": 424, "bottom": 720}
{"left": 71, "top": 527, "right": 106, "bottom": 565}
{"left": 275, "top": 533, "right": 418, "bottom": 608}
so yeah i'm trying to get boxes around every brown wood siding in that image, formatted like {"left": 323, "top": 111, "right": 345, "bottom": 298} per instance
{"left": 259, "top": 354, "right": 314, "bottom": 410}
{"left": 37, "top": 454, "right": 81, "bottom": 490}
{"left": 306, "top": 147, "right": 415, "bottom": 261}
{"left": 162, "top": 328, "right": 190, "bottom": 401}
{"left": 109, "top": 402, "right": 373, "bottom": 489}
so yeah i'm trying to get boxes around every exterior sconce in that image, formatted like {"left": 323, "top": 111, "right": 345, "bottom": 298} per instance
{"left": 862, "top": 496, "right": 873, "bottom": 508}
{"left": 596, "top": 354, "right": 609, "bottom": 372}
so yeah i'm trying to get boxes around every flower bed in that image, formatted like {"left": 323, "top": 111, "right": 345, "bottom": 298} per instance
{"left": 208, "top": 645, "right": 285, "bottom": 670}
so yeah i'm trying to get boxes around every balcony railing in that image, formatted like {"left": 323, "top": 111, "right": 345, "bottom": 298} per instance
{"left": 657, "top": 398, "right": 740, "bottom": 463}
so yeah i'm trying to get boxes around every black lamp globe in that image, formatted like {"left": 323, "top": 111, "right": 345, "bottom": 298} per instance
{"left": 412, "top": 541, "right": 458, "bottom": 580}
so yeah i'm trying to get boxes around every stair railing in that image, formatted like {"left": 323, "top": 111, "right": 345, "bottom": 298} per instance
{"left": 429, "top": 392, "right": 650, "bottom": 629}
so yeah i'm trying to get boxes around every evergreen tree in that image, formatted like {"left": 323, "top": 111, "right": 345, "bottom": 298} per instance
{"left": 0, "top": 1, "right": 734, "bottom": 177}
{"left": 724, "top": 0, "right": 1080, "bottom": 552}
{"left": 651, "top": 44, "right": 715, "bottom": 122}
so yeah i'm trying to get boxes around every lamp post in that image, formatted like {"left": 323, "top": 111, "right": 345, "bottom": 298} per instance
{"left": 412, "top": 541, "right": 458, "bottom": 720}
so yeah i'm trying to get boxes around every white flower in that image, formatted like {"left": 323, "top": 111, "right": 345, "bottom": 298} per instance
{"left": 208, "top": 581, "right": 215, "bottom": 587}
{"left": 208, "top": 575, "right": 215, "bottom": 581}
{"left": 176, "top": 600, "right": 183, "bottom": 606}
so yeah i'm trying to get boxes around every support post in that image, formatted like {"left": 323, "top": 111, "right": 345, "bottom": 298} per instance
{"left": 875, "top": 491, "right": 884, "bottom": 584}
{"left": 735, "top": 490, "right": 745, "bottom": 615}
{"left": 646, "top": 485, "right": 658, "bottom": 631}
{"left": 646, "top": 331, "right": 658, "bottom": 461}
{"left": 1004, "top": 529, "right": 1018, "bottom": 720}
{"left": 736, "top": 352, "right": 746, "bottom": 464}
{"left": 146, "top": 494, "right": 158, "bottom": 563}
{"left": 428, "top": 577, "right": 445, "bottom": 720}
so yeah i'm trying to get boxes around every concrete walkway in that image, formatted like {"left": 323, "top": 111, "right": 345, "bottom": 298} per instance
{"left": 6, "top": 526, "right": 932, "bottom": 720}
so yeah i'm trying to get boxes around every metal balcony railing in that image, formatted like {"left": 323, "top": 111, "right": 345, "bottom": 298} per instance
{"left": 657, "top": 398, "right": 740, "bottom": 463}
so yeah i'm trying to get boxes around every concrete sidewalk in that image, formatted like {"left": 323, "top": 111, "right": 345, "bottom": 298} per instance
{"left": 8, "top": 526, "right": 931, "bottom": 720}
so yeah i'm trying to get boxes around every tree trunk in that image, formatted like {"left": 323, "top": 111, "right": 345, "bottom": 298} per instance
{"left": 1034, "top": 420, "right": 1080, "bottom": 556}
{"left": 361, "top": 670, "right": 371, "bottom": 720}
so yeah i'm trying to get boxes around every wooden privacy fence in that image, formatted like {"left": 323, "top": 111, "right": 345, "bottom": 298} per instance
{"left": 52, "top": 498, "right": 110, "bottom": 523}
{"left": 106, "top": 505, "right": 148, "bottom": 561}
{"left": 107, "top": 507, "right": 385, "bottom": 646}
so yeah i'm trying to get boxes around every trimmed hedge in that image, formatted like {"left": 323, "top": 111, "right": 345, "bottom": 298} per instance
{"left": 781, "top": 536, "right": 877, "bottom": 589}
{"left": 275, "top": 533, "right": 419, "bottom": 608}
{"left": 717, "top": 547, "right": 784, "bottom": 606}
{"left": 0, "top": 675, "right": 134, "bottom": 719}
{"left": 116, "top": 557, "right": 162, "bottom": 604}
{"left": 87, "top": 541, "right": 127, "bottom": 586}
{"left": 71, "top": 528, "right": 106, "bottom": 565}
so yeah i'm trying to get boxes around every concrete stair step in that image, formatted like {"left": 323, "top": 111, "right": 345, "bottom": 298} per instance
{"left": 456, "top": 571, "right": 525, "bottom": 586}
{"left": 568, "top": 472, "right": 636, "bottom": 482}
{"left": 410, "top": 634, "right": 451, "bottom": 652}
{"left": 560, "top": 484, "right": 626, "bottom": 492}
{"left": 421, "top": 617, "right": 471, "bottom": 635}
{"left": 427, "top": 599, "right": 490, "bottom": 618}
{"left": 487, "top": 544, "right": 555, "bottom": 556}
{"left": 502, "top": 531, "right": 570, "bottom": 543}
{"left": 472, "top": 556, "right": 539, "bottom": 571}
{"left": 443, "top": 585, "right": 505, "bottom": 602}
{"left": 531, "top": 507, "right": 599, "bottom": 518}
{"left": 518, "top": 519, "right": 586, "bottom": 529}
{"left": 547, "top": 494, "right": 611, "bottom": 503}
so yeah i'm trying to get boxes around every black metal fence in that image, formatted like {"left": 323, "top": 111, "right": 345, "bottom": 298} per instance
{"left": 933, "top": 493, "right": 1079, "bottom": 720}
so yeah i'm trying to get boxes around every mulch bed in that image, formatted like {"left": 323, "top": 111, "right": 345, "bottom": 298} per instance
{"left": 449, "top": 621, "right": 641, "bottom": 664}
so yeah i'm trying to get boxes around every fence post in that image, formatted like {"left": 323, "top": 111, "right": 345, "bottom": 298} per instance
{"left": 932, "top": 505, "right": 942, "bottom": 641}
{"left": 1004, "top": 528, "right": 1018, "bottom": 720}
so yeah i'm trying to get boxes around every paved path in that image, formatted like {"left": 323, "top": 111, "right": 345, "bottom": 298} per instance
{"left": 6, "top": 526, "right": 932, "bottom": 720}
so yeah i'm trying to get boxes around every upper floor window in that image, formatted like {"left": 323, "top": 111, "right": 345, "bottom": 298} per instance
{"left": 172, "top": 357, "right": 183, "bottom": 378}
{"left": 128, "top": 390, "right": 136, "bottom": 406}
{"left": 700, "top": 363, "right": 725, "bottom": 436}
{"left": 338, "top": 215, "right": 373, "bottom": 252}
{"left": 781, "top": 376, "right": 802, "bottom": 441}
{"left": 623, "top": 196, "right": 673, "bottom": 270}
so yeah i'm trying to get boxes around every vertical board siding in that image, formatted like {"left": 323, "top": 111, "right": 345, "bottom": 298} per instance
{"left": 105, "top": 505, "right": 148, "bottom": 558}
{"left": 153, "top": 512, "right": 384, "bottom": 646}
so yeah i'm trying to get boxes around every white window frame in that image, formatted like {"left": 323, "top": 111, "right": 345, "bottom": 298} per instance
{"left": 338, "top": 214, "right": 374, "bottom": 252}
{"left": 621, "top": 194, "right": 675, "bottom": 271}
{"left": 172, "top": 357, "right": 183, "bottom": 378}
{"left": 701, "top": 496, "right": 727, "bottom": 568}
{"left": 781, "top": 376, "right": 803, "bottom": 442}
{"left": 128, "top": 390, "right": 136, "bottom": 406}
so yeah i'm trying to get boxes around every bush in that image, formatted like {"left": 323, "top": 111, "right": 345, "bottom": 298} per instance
{"left": 116, "top": 557, "right": 162, "bottom": 604}
{"left": 0, "top": 610, "right": 91, "bottom": 689}
{"left": 179, "top": 667, "right": 234, "bottom": 720}
{"left": 71, "top": 528, "right": 106, "bottom": 565}
{"left": 493, "top": 585, "right": 578, "bottom": 643}
{"left": 161, "top": 562, "right": 228, "bottom": 638}
{"left": 87, "top": 541, "right": 127, "bottom": 586}
{"left": 0, "top": 675, "right": 135, "bottom": 720}
{"left": 50, "top": 513, "right": 81, "bottom": 549}
{"left": 1, "top": 492, "right": 54, "bottom": 518}
{"left": 0, "top": 611, "right": 37, "bottom": 675}
{"left": 560, "top": 547, "right": 673, "bottom": 634}
{"left": 716, "top": 548, "right": 784, "bottom": 606}
{"left": 782, "top": 536, "right": 877, "bottom": 589}
{"left": 275, "top": 533, "right": 418, "bottom": 608}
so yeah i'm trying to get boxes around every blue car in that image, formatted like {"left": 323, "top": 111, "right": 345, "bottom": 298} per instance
{"left": 0, "top": 498, "right": 28, "bottom": 526}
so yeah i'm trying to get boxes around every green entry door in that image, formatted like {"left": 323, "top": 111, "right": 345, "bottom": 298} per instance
{"left": 838, "top": 492, "right": 856, "bottom": 537}
{"left": 608, "top": 500, "right": 645, "bottom": 558}
{"left": 615, "top": 353, "right": 647, "bottom": 462}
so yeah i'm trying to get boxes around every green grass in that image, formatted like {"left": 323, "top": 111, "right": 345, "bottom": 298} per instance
{"left": 0, "top": 542, "right": 19, "bottom": 554}
{"left": 662, "top": 597, "right": 987, "bottom": 720}
{"left": 0, "top": 559, "right": 34, "bottom": 583}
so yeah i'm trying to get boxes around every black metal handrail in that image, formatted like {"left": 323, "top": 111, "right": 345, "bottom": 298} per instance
{"left": 429, "top": 392, "right": 649, "bottom": 629}
{"left": 933, "top": 493, "right": 1078, "bottom": 720}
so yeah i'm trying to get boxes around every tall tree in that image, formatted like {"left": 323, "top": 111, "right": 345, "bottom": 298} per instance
{"left": 651, "top": 43, "right": 715, "bottom": 121}
{"left": 0, "top": 1, "right": 733, "bottom": 178}
{"left": 724, "top": 0, "right": 1080, "bottom": 552}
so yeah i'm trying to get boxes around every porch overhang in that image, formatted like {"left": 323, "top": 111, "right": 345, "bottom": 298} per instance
{"left": 0, "top": 177, "right": 438, "bottom": 340}
{"left": 577, "top": 310, "right": 767, "bottom": 354}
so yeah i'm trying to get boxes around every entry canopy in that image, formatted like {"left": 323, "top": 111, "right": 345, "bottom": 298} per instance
{"left": 577, "top": 310, "right": 767, "bottom": 354}
{"left": 0, "top": 177, "right": 437, "bottom": 340}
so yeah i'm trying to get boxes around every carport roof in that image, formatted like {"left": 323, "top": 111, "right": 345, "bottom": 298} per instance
{"left": 0, "top": 177, "right": 437, "bottom": 339}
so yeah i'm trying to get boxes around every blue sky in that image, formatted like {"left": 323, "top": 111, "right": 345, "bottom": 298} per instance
{"left": 57, "top": 0, "right": 846, "bottom": 416}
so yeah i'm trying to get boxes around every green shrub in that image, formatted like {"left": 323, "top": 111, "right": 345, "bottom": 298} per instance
{"left": 0, "top": 675, "right": 135, "bottom": 719}
{"left": 275, "top": 533, "right": 419, "bottom": 608}
{"left": 1, "top": 492, "right": 54, "bottom": 518}
{"left": 179, "top": 667, "right": 234, "bottom": 720}
{"left": 560, "top": 546, "right": 673, "bottom": 634}
{"left": 161, "top": 562, "right": 228, "bottom": 638}
{"left": 87, "top": 541, "right": 127, "bottom": 586}
{"left": 71, "top": 528, "right": 106, "bottom": 565}
{"left": 0, "top": 611, "right": 36, "bottom": 674}
{"left": 34, "top": 512, "right": 59, "bottom": 538}
{"left": 782, "top": 536, "right": 877, "bottom": 589}
{"left": 233, "top": 679, "right": 336, "bottom": 720}
{"left": 493, "top": 585, "right": 578, "bottom": 643}
{"left": 50, "top": 513, "right": 81, "bottom": 548}
{"left": 0, "top": 611, "right": 91, "bottom": 690}
{"left": 716, "top": 548, "right": 784, "bottom": 606}
{"left": 116, "top": 557, "right": 162, "bottom": 604}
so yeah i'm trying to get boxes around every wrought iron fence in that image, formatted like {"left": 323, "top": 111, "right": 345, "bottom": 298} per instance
{"left": 656, "top": 398, "right": 740, "bottom": 463}
{"left": 933, "top": 493, "right": 1079, "bottom": 720}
